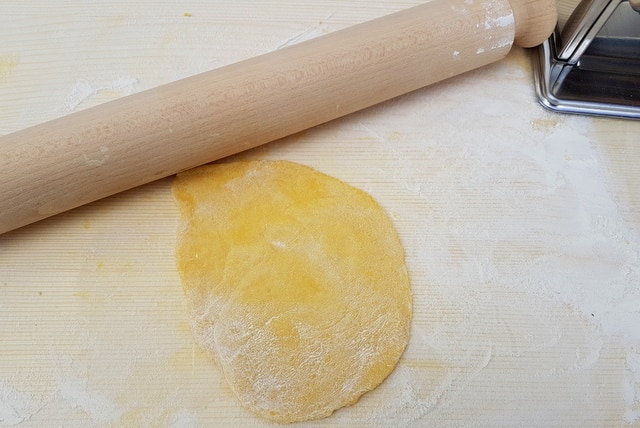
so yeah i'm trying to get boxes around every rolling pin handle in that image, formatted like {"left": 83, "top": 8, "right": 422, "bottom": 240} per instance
{"left": 509, "top": 0, "right": 558, "bottom": 48}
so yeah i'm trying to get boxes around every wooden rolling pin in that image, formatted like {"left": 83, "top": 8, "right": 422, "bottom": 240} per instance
{"left": 0, "top": 0, "right": 556, "bottom": 235}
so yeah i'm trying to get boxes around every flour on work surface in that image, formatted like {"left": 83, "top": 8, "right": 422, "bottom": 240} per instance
{"left": 172, "top": 160, "right": 411, "bottom": 423}
{"left": 0, "top": 383, "right": 41, "bottom": 426}
{"left": 276, "top": 11, "right": 335, "bottom": 49}
{"left": 57, "top": 377, "right": 124, "bottom": 424}
{"left": 62, "top": 76, "right": 138, "bottom": 113}
{"left": 236, "top": 47, "right": 640, "bottom": 424}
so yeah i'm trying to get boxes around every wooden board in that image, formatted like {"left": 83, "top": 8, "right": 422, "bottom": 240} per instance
{"left": 2, "top": 1, "right": 640, "bottom": 426}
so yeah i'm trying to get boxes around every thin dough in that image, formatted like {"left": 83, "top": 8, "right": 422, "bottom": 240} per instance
{"left": 173, "top": 160, "right": 411, "bottom": 423}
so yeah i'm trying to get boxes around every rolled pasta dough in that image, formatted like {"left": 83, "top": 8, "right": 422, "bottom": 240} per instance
{"left": 173, "top": 160, "right": 411, "bottom": 423}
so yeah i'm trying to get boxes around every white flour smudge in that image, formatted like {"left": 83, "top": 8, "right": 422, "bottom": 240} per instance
{"left": 624, "top": 351, "right": 640, "bottom": 422}
{"left": 483, "top": 14, "right": 514, "bottom": 30}
{"left": 62, "top": 76, "right": 138, "bottom": 113}
{"left": 0, "top": 383, "right": 47, "bottom": 426}
{"left": 83, "top": 146, "right": 111, "bottom": 167}
{"left": 57, "top": 377, "right": 124, "bottom": 424}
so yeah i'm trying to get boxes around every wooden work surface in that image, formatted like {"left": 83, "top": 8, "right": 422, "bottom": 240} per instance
{"left": 1, "top": 1, "right": 639, "bottom": 426}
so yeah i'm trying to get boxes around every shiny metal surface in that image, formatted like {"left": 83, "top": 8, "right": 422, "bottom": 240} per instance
{"left": 533, "top": 0, "right": 640, "bottom": 119}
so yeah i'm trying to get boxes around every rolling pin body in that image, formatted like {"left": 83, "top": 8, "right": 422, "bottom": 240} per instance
{"left": 0, "top": 0, "right": 556, "bottom": 234}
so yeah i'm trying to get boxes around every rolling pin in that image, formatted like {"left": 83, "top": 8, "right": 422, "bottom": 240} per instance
{"left": 0, "top": 0, "right": 556, "bottom": 235}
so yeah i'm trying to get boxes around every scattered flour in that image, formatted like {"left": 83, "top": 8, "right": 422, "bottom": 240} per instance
{"left": 62, "top": 76, "right": 138, "bottom": 113}
{"left": 624, "top": 351, "right": 640, "bottom": 423}
{"left": 324, "top": 46, "right": 640, "bottom": 424}
{"left": 0, "top": 383, "right": 36, "bottom": 425}
{"left": 57, "top": 377, "right": 124, "bottom": 424}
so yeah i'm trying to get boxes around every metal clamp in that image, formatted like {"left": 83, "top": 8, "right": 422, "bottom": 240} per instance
{"left": 532, "top": 0, "right": 640, "bottom": 119}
